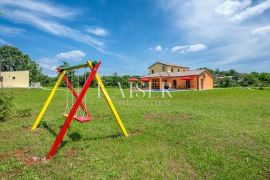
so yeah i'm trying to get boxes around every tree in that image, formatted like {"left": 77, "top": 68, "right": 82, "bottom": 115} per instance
{"left": 59, "top": 61, "right": 79, "bottom": 87}
{"left": 198, "top": 67, "right": 215, "bottom": 76}
{"left": 0, "top": 45, "right": 42, "bottom": 82}
{"left": 218, "top": 77, "right": 235, "bottom": 87}
{"left": 259, "top": 73, "right": 270, "bottom": 85}
{"left": 241, "top": 73, "right": 258, "bottom": 86}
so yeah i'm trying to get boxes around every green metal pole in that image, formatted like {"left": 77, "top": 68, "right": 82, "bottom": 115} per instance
{"left": 59, "top": 63, "right": 89, "bottom": 72}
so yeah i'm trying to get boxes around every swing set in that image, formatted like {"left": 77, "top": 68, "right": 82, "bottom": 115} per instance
{"left": 31, "top": 60, "right": 128, "bottom": 159}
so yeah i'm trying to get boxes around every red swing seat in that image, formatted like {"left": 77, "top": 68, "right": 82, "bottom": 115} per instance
{"left": 74, "top": 116, "right": 91, "bottom": 123}
{"left": 63, "top": 114, "right": 91, "bottom": 123}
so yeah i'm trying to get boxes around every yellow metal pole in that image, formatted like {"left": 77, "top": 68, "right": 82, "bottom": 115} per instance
{"left": 31, "top": 71, "right": 66, "bottom": 131}
{"left": 87, "top": 61, "right": 128, "bottom": 137}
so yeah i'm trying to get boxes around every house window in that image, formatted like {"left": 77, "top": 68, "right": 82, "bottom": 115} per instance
{"left": 171, "top": 68, "right": 173, "bottom": 72}
{"left": 162, "top": 66, "right": 166, "bottom": 71}
{"left": 152, "top": 70, "right": 154, "bottom": 74}
{"left": 178, "top": 69, "right": 180, "bottom": 72}
{"left": 12, "top": 76, "right": 16, "bottom": 80}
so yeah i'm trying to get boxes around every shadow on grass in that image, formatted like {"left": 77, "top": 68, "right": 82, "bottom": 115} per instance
{"left": 82, "top": 133, "right": 122, "bottom": 141}
{"left": 40, "top": 121, "right": 58, "bottom": 137}
{"left": 40, "top": 121, "right": 68, "bottom": 150}
{"left": 68, "top": 132, "right": 82, "bottom": 141}
{"left": 39, "top": 122, "right": 122, "bottom": 153}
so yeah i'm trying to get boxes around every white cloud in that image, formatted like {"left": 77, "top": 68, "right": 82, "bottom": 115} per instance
{"left": 0, "top": 0, "right": 76, "bottom": 18}
{"left": 251, "top": 25, "right": 270, "bottom": 35}
{"left": 37, "top": 57, "right": 59, "bottom": 77}
{"left": 85, "top": 26, "right": 108, "bottom": 37}
{"left": 171, "top": 46, "right": 187, "bottom": 53}
{"left": 0, "top": 25, "right": 24, "bottom": 35}
{"left": 154, "top": 45, "right": 163, "bottom": 51}
{"left": 3, "top": 10, "right": 104, "bottom": 48}
{"left": 157, "top": 0, "right": 270, "bottom": 68}
{"left": 215, "top": 0, "right": 251, "bottom": 16}
{"left": 171, "top": 43, "right": 207, "bottom": 53}
{"left": 188, "top": 44, "right": 207, "bottom": 52}
{"left": 0, "top": 1, "right": 119, "bottom": 55}
{"left": 230, "top": 0, "right": 270, "bottom": 22}
{"left": 0, "top": 0, "right": 125, "bottom": 58}
{"left": 56, "top": 50, "right": 85, "bottom": 61}
{"left": 38, "top": 50, "right": 85, "bottom": 76}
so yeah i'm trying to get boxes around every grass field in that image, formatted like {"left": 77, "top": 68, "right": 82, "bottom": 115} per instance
{"left": 0, "top": 88, "right": 270, "bottom": 179}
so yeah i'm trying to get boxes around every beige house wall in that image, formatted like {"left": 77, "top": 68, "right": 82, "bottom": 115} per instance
{"left": 149, "top": 63, "right": 189, "bottom": 74}
{"left": 149, "top": 63, "right": 163, "bottom": 74}
{"left": 1, "top": 71, "right": 29, "bottom": 88}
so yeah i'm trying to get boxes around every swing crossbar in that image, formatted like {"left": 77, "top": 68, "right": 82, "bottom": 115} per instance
{"left": 59, "top": 62, "right": 91, "bottom": 72}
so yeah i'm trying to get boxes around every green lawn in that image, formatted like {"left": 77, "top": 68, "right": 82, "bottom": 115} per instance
{"left": 0, "top": 88, "right": 269, "bottom": 179}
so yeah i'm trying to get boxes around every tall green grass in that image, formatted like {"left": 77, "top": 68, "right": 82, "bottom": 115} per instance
{"left": 0, "top": 88, "right": 269, "bottom": 179}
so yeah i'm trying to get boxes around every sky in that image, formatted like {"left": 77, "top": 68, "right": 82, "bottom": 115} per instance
{"left": 0, "top": 0, "right": 270, "bottom": 76}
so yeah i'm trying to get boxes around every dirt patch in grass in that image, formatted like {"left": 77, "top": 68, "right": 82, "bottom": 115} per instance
{"left": 14, "top": 149, "right": 26, "bottom": 158}
{"left": 23, "top": 156, "right": 47, "bottom": 166}
{"left": 65, "top": 148, "right": 78, "bottom": 157}
{"left": 0, "top": 153, "right": 9, "bottom": 162}
{"left": 93, "top": 114, "right": 110, "bottom": 121}
{"left": 0, "top": 168, "right": 22, "bottom": 179}
{"left": 129, "top": 128, "right": 144, "bottom": 136}
{"left": 144, "top": 112, "right": 193, "bottom": 122}
{"left": 169, "top": 159, "right": 198, "bottom": 178}
{"left": 20, "top": 125, "right": 32, "bottom": 132}
{"left": 13, "top": 149, "right": 47, "bottom": 166}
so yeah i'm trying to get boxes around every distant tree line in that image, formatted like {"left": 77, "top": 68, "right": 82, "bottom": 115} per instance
{"left": 40, "top": 67, "right": 138, "bottom": 89}
{"left": 1, "top": 45, "right": 270, "bottom": 88}
{"left": 200, "top": 68, "right": 270, "bottom": 88}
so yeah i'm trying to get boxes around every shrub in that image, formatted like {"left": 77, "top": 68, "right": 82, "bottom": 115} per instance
{"left": 16, "top": 108, "right": 32, "bottom": 117}
{"left": 0, "top": 94, "right": 14, "bottom": 122}
{"left": 258, "top": 83, "right": 265, "bottom": 90}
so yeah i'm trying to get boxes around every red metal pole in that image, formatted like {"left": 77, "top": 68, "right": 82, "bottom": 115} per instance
{"left": 47, "top": 61, "right": 101, "bottom": 159}
{"left": 63, "top": 75, "right": 91, "bottom": 117}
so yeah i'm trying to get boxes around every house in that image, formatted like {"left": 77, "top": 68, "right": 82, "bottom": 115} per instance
{"left": 148, "top": 61, "right": 189, "bottom": 74}
{"left": 0, "top": 70, "right": 29, "bottom": 88}
{"left": 142, "top": 62, "right": 213, "bottom": 90}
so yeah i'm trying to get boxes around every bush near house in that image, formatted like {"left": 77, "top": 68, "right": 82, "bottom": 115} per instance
{"left": 203, "top": 68, "right": 270, "bottom": 88}
{"left": 0, "top": 94, "right": 14, "bottom": 122}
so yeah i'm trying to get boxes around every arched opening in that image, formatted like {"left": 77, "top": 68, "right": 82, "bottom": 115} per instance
{"left": 173, "top": 80, "right": 177, "bottom": 88}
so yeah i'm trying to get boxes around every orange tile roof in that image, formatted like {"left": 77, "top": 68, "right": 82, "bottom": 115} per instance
{"left": 142, "top": 69, "right": 210, "bottom": 78}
